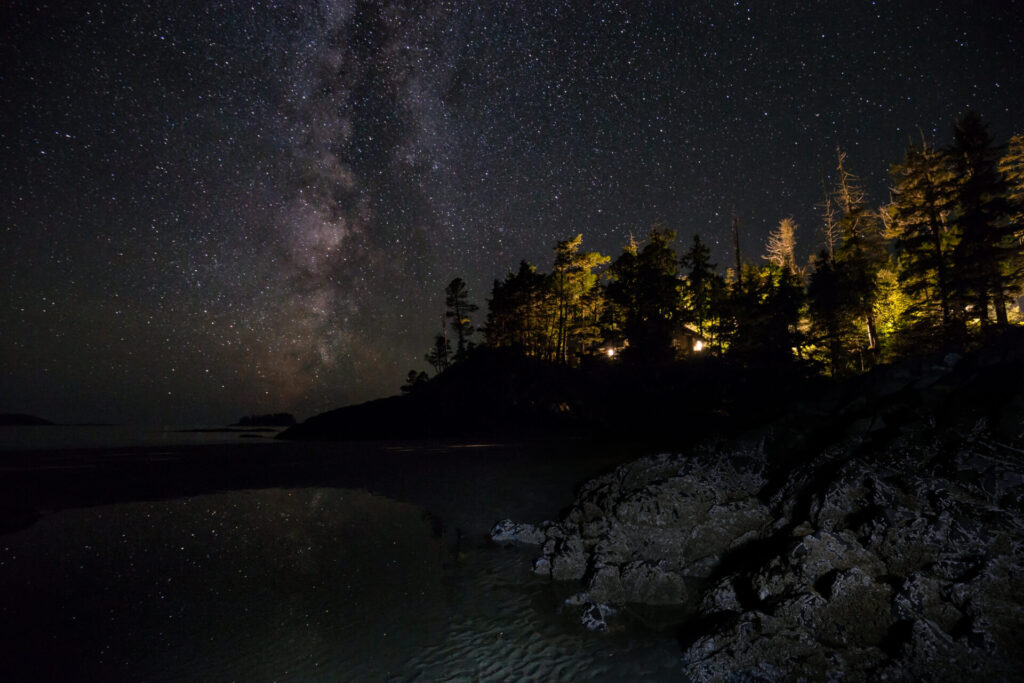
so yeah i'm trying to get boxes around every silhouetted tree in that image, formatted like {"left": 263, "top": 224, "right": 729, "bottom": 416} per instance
{"left": 725, "top": 263, "right": 803, "bottom": 364}
{"left": 948, "top": 112, "right": 1018, "bottom": 327}
{"left": 606, "top": 225, "right": 681, "bottom": 362}
{"left": 807, "top": 250, "right": 859, "bottom": 374}
{"left": 445, "top": 277, "right": 478, "bottom": 358}
{"left": 425, "top": 333, "right": 450, "bottom": 374}
{"left": 485, "top": 260, "right": 552, "bottom": 357}
{"left": 401, "top": 370, "right": 429, "bottom": 393}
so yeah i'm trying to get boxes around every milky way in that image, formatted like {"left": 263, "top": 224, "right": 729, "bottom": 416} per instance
{"left": 2, "top": 1, "right": 1022, "bottom": 424}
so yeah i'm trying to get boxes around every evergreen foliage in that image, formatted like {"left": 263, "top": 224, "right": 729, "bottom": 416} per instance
{"left": 948, "top": 112, "right": 1018, "bottom": 328}
{"left": 445, "top": 277, "right": 478, "bottom": 359}
{"left": 401, "top": 112, "right": 1024, "bottom": 392}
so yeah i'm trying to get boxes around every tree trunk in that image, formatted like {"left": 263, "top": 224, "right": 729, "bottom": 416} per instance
{"left": 993, "top": 272, "right": 1009, "bottom": 326}
{"left": 865, "top": 313, "right": 879, "bottom": 360}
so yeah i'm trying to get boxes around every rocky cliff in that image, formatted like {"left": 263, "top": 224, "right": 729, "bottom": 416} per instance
{"left": 492, "top": 330, "right": 1024, "bottom": 680}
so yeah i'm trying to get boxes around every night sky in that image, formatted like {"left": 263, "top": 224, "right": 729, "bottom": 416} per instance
{"left": 2, "top": 1, "right": 1022, "bottom": 425}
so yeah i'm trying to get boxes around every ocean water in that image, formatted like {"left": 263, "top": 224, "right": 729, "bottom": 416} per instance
{"left": 0, "top": 424, "right": 288, "bottom": 451}
{"left": 0, "top": 487, "right": 685, "bottom": 681}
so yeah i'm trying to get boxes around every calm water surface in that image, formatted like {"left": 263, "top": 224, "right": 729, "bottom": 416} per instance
{"left": 1, "top": 485, "right": 685, "bottom": 680}
{"left": 0, "top": 425, "right": 287, "bottom": 451}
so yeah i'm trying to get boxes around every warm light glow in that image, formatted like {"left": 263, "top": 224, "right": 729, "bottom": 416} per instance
{"left": 693, "top": 340, "right": 704, "bottom": 352}
{"left": 606, "top": 348, "right": 616, "bottom": 358}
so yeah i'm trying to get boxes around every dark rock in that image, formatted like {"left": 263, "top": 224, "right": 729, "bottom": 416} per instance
{"left": 489, "top": 519, "right": 546, "bottom": 545}
{"left": 498, "top": 329, "right": 1024, "bottom": 678}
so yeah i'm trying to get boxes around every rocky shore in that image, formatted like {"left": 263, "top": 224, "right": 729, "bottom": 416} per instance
{"left": 492, "top": 331, "right": 1024, "bottom": 680}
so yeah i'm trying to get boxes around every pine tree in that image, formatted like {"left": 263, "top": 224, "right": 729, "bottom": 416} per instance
{"left": 606, "top": 225, "right": 681, "bottom": 362}
{"left": 832, "top": 148, "right": 887, "bottom": 362}
{"left": 997, "top": 132, "right": 1024, "bottom": 314}
{"left": 484, "top": 261, "right": 550, "bottom": 356}
{"left": 725, "top": 263, "right": 803, "bottom": 364}
{"left": 680, "top": 234, "right": 727, "bottom": 346}
{"left": 1000, "top": 133, "right": 1024, "bottom": 219}
{"left": 807, "top": 251, "right": 858, "bottom": 374}
{"left": 425, "top": 333, "right": 450, "bottom": 374}
{"left": 947, "top": 111, "right": 1016, "bottom": 327}
{"left": 889, "top": 141, "right": 960, "bottom": 340}
{"left": 549, "top": 235, "right": 609, "bottom": 364}
{"left": 444, "top": 278, "right": 478, "bottom": 359}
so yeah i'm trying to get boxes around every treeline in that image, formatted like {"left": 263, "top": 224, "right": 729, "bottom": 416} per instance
{"left": 405, "top": 111, "right": 1024, "bottom": 389}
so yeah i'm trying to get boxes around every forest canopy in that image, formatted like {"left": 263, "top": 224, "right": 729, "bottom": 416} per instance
{"left": 406, "top": 112, "right": 1024, "bottom": 386}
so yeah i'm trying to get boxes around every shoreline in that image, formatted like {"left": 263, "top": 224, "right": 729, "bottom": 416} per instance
{"left": 0, "top": 437, "right": 655, "bottom": 538}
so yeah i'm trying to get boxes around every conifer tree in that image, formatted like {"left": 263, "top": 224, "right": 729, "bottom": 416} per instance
{"left": 445, "top": 277, "right": 478, "bottom": 358}
{"left": 947, "top": 112, "right": 1016, "bottom": 327}
{"left": 425, "top": 333, "right": 450, "bottom": 374}
{"left": 997, "top": 132, "right": 1024, "bottom": 319}
{"left": 1000, "top": 133, "right": 1024, "bottom": 221}
{"left": 889, "top": 141, "right": 960, "bottom": 339}
{"left": 606, "top": 225, "right": 681, "bottom": 361}
{"left": 549, "top": 235, "right": 609, "bottom": 364}
{"left": 484, "top": 261, "right": 549, "bottom": 356}
{"left": 726, "top": 263, "right": 803, "bottom": 364}
{"left": 807, "top": 251, "right": 858, "bottom": 374}
{"left": 832, "top": 148, "right": 887, "bottom": 361}
{"left": 681, "top": 234, "right": 724, "bottom": 338}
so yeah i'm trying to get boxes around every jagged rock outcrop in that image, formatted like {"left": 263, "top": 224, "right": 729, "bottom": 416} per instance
{"left": 492, "top": 331, "right": 1024, "bottom": 678}
{"left": 492, "top": 447, "right": 774, "bottom": 628}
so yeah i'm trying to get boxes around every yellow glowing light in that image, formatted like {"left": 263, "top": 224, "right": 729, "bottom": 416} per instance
{"left": 606, "top": 348, "right": 616, "bottom": 358}
{"left": 693, "top": 340, "right": 704, "bottom": 352}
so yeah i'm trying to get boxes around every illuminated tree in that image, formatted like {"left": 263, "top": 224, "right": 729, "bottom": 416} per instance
{"left": 872, "top": 264, "right": 915, "bottom": 355}
{"left": 999, "top": 133, "right": 1024, "bottom": 309}
{"left": 680, "top": 233, "right": 727, "bottom": 345}
{"left": 889, "top": 141, "right": 960, "bottom": 339}
{"left": 763, "top": 217, "right": 799, "bottom": 272}
{"left": 1000, "top": 133, "right": 1024, "bottom": 221}
{"left": 830, "top": 148, "right": 887, "bottom": 361}
{"left": 445, "top": 277, "right": 478, "bottom": 358}
{"left": 550, "top": 234, "right": 609, "bottom": 364}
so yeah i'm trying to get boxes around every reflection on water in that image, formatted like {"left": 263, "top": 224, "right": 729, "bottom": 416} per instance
{"left": 0, "top": 488, "right": 683, "bottom": 681}
{"left": 0, "top": 425, "right": 288, "bottom": 452}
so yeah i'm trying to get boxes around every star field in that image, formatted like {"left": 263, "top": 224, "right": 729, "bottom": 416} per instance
{"left": 2, "top": 1, "right": 1022, "bottom": 424}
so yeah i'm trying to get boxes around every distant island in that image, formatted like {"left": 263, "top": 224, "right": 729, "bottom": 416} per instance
{"left": 234, "top": 412, "right": 296, "bottom": 427}
{"left": 0, "top": 414, "right": 55, "bottom": 426}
